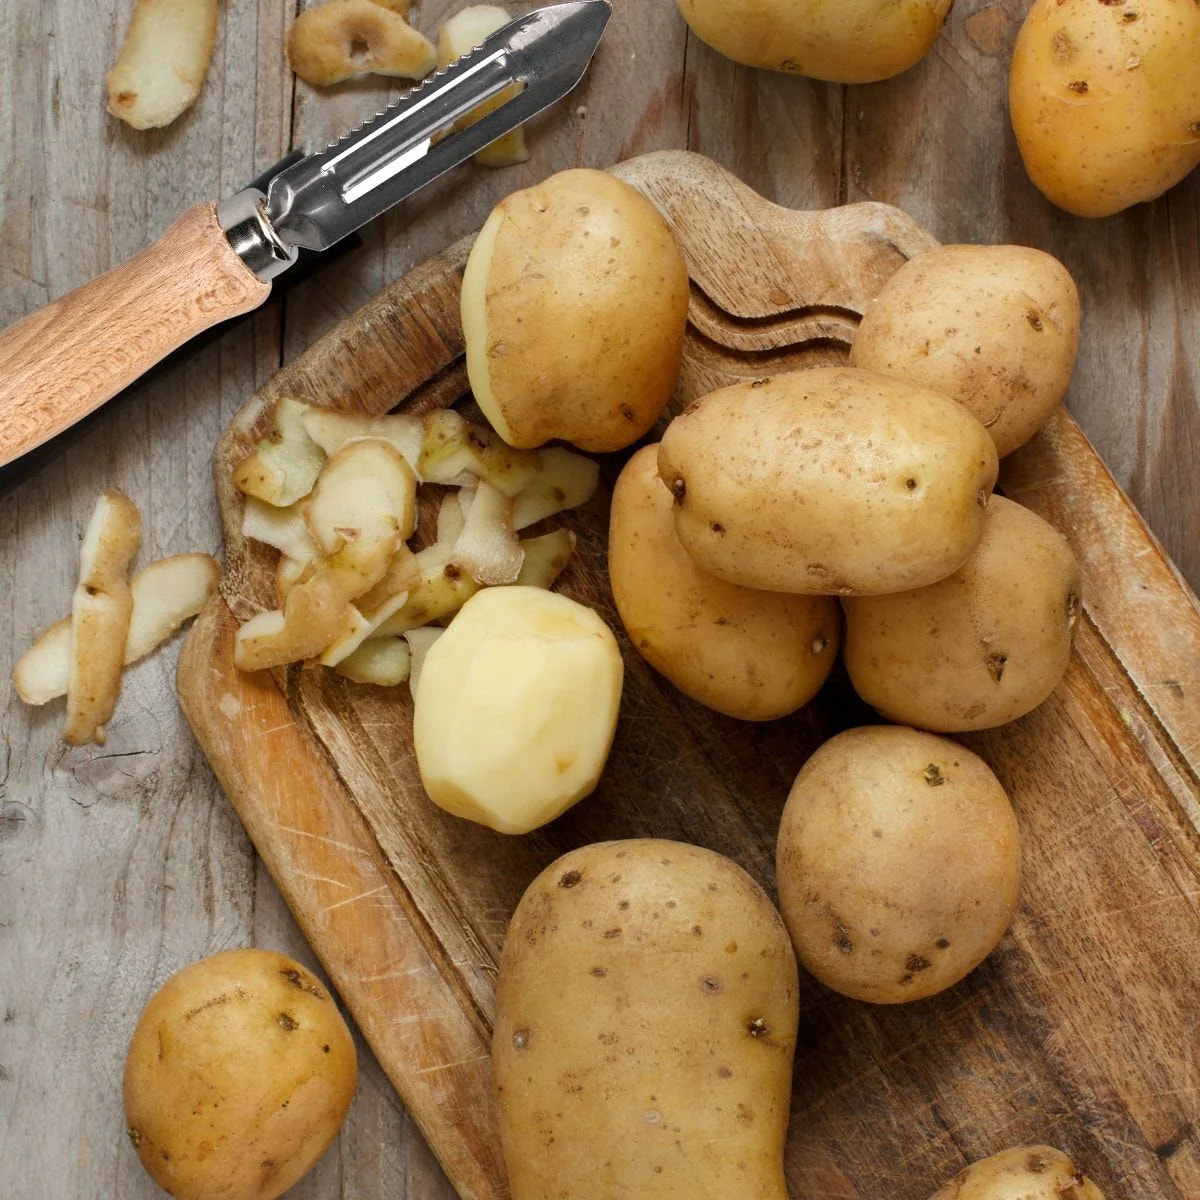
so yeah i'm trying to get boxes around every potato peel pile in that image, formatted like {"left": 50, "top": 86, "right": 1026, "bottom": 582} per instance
{"left": 13, "top": 490, "right": 220, "bottom": 745}
{"left": 230, "top": 398, "right": 598, "bottom": 688}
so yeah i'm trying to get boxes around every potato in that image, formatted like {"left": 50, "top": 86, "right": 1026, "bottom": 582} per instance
{"left": 609, "top": 445, "right": 840, "bottom": 720}
{"left": 657, "top": 367, "right": 998, "bottom": 596}
{"left": 123, "top": 948, "right": 357, "bottom": 1200}
{"left": 849, "top": 245, "right": 1081, "bottom": 458}
{"left": 495, "top": 839, "right": 799, "bottom": 1200}
{"left": 842, "top": 496, "right": 1081, "bottom": 732}
{"left": 675, "top": 0, "right": 952, "bottom": 82}
{"left": 412, "top": 586, "right": 623, "bottom": 833}
{"left": 776, "top": 726, "right": 1021, "bottom": 1004}
{"left": 1009, "top": 0, "right": 1200, "bottom": 217}
{"left": 929, "top": 1145, "right": 1106, "bottom": 1199}
{"left": 461, "top": 169, "right": 689, "bottom": 452}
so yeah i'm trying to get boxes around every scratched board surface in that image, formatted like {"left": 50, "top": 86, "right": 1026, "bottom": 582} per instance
{"left": 177, "top": 152, "right": 1200, "bottom": 1199}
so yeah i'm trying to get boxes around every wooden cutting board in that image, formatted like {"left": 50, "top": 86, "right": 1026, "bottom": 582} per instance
{"left": 176, "top": 151, "right": 1200, "bottom": 1200}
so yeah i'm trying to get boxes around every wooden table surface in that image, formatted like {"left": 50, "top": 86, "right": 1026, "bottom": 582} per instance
{"left": 1, "top": 2, "right": 1196, "bottom": 1197}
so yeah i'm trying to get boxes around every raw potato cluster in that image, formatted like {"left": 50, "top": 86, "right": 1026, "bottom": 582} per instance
{"left": 675, "top": 0, "right": 953, "bottom": 81}
{"left": 495, "top": 840, "right": 798, "bottom": 1200}
{"left": 12, "top": 489, "right": 219, "bottom": 745}
{"left": 231, "top": 396, "right": 598, "bottom": 689}
{"left": 1010, "top": 0, "right": 1200, "bottom": 217}
{"left": 123, "top": 949, "right": 357, "bottom": 1200}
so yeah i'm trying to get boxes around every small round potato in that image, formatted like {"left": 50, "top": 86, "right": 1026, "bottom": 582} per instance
{"left": 929, "top": 1145, "right": 1106, "bottom": 1199}
{"left": 676, "top": 0, "right": 953, "bottom": 82}
{"left": 123, "top": 948, "right": 357, "bottom": 1200}
{"left": 1010, "top": 0, "right": 1200, "bottom": 217}
{"left": 461, "top": 169, "right": 689, "bottom": 452}
{"left": 657, "top": 367, "right": 999, "bottom": 595}
{"left": 495, "top": 839, "right": 798, "bottom": 1200}
{"left": 609, "top": 445, "right": 840, "bottom": 721}
{"left": 842, "top": 496, "right": 1082, "bottom": 732}
{"left": 413, "top": 586, "right": 624, "bottom": 834}
{"left": 849, "top": 245, "right": 1081, "bottom": 458}
{"left": 776, "top": 726, "right": 1021, "bottom": 1004}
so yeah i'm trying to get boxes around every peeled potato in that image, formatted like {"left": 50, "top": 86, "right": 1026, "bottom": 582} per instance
{"left": 609, "top": 445, "right": 839, "bottom": 721}
{"left": 1010, "top": 0, "right": 1200, "bottom": 217}
{"left": 676, "top": 0, "right": 953, "bottom": 82}
{"left": 461, "top": 169, "right": 690, "bottom": 452}
{"left": 849, "top": 244, "right": 1081, "bottom": 458}
{"left": 412, "top": 586, "right": 623, "bottom": 833}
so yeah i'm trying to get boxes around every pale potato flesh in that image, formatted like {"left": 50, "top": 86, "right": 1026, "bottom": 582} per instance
{"left": 461, "top": 169, "right": 689, "bottom": 452}
{"left": 776, "top": 726, "right": 1021, "bottom": 1004}
{"left": 842, "top": 496, "right": 1082, "bottom": 732}
{"left": 676, "top": 0, "right": 952, "bottom": 81}
{"left": 495, "top": 839, "right": 798, "bottom": 1200}
{"left": 123, "top": 949, "right": 356, "bottom": 1200}
{"left": 412, "top": 586, "right": 623, "bottom": 833}
{"left": 928, "top": 1145, "right": 1106, "bottom": 1199}
{"left": 1009, "top": 0, "right": 1200, "bottom": 217}
{"left": 610, "top": 445, "right": 840, "bottom": 721}
{"left": 657, "top": 367, "right": 999, "bottom": 595}
{"left": 849, "top": 244, "right": 1081, "bottom": 458}
{"left": 287, "top": 0, "right": 436, "bottom": 86}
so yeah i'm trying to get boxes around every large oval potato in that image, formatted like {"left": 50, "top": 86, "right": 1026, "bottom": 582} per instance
{"left": 842, "top": 496, "right": 1082, "bottom": 732}
{"left": 929, "top": 1145, "right": 1106, "bottom": 1199}
{"left": 776, "top": 726, "right": 1021, "bottom": 1004}
{"left": 676, "top": 0, "right": 952, "bottom": 82}
{"left": 849, "top": 245, "right": 1081, "bottom": 458}
{"left": 461, "top": 169, "right": 689, "bottom": 452}
{"left": 123, "top": 948, "right": 357, "bottom": 1200}
{"left": 609, "top": 444, "right": 840, "bottom": 720}
{"left": 657, "top": 367, "right": 998, "bottom": 595}
{"left": 495, "top": 839, "right": 799, "bottom": 1200}
{"left": 1010, "top": 0, "right": 1200, "bottom": 217}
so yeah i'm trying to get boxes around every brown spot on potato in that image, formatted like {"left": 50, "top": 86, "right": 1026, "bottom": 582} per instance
{"left": 986, "top": 652, "right": 1008, "bottom": 682}
{"left": 280, "top": 968, "right": 324, "bottom": 998}
{"left": 1026, "top": 1152, "right": 1051, "bottom": 1173}
{"left": 1026, "top": 311, "right": 1044, "bottom": 331}
{"left": 322, "top": 1044, "right": 330, "bottom": 1053}
{"left": 1067, "top": 79, "right": 1089, "bottom": 94}
{"left": 710, "top": 522, "right": 725, "bottom": 534}
{"left": 692, "top": 925, "right": 703, "bottom": 936}
{"left": 718, "top": 1065, "right": 733, "bottom": 1078}
{"left": 936, "top": 938, "right": 951, "bottom": 950}
{"left": 701, "top": 976, "right": 721, "bottom": 993}
{"left": 835, "top": 933, "right": 854, "bottom": 954}
{"left": 923, "top": 763, "right": 945, "bottom": 787}
{"left": 905, "top": 477, "right": 918, "bottom": 491}
{"left": 127, "top": 1127, "right": 142, "bottom": 1147}
{"left": 746, "top": 1018, "right": 769, "bottom": 1038}
{"left": 590, "top": 966, "right": 607, "bottom": 977}
{"left": 558, "top": 870, "right": 582, "bottom": 889}
{"left": 512, "top": 1028, "right": 530, "bottom": 1050}
{"left": 277, "top": 1012, "right": 298, "bottom": 1031}
{"left": 603, "top": 927, "right": 622, "bottom": 939}
{"left": 671, "top": 477, "right": 686, "bottom": 505}
{"left": 905, "top": 954, "right": 931, "bottom": 972}
{"left": 183, "top": 993, "right": 232, "bottom": 1021}
{"left": 1051, "top": 29, "right": 1073, "bottom": 59}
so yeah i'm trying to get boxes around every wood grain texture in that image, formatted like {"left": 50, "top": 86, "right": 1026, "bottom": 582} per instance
{"left": 180, "top": 151, "right": 1200, "bottom": 1200}
{"left": 3, "top": 1, "right": 1199, "bottom": 1198}
{"left": 0, "top": 202, "right": 270, "bottom": 466}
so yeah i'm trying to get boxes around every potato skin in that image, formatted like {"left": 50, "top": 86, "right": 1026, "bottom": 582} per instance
{"left": 1009, "top": 0, "right": 1200, "bottom": 217}
{"left": 495, "top": 839, "right": 798, "bottom": 1200}
{"left": 676, "top": 0, "right": 952, "bottom": 82}
{"left": 461, "top": 169, "right": 689, "bottom": 452}
{"left": 657, "top": 367, "right": 998, "bottom": 595}
{"left": 928, "top": 1145, "right": 1106, "bottom": 1199}
{"left": 849, "top": 245, "right": 1081, "bottom": 458}
{"left": 776, "top": 727, "right": 1021, "bottom": 1004}
{"left": 123, "top": 949, "right": 357, "bottom": 1200}
{"left": 842, "top": 497, "right": 1081, "bottom": 732}
{"left": 609, "top": 444, "right": 840, "bottom": 720}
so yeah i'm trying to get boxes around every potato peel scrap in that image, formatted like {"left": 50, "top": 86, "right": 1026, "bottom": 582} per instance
{"left": 404, "top": 627, "right": 445, "bottom": 698}
{"left": 288, "top": 0, "right": 436, "bottom": 87}
{"left": 334, "top": 637, "right": 412, "bottom": 686}
{"left": 437, "top": 6, "right": 529, "bottom": 169}
{"left": 301, "top": 408, "right": 424, "bottom": 472}
{"left": 107, "top": 0, "right": 219, "bottom": 130}
{"left": 454, "top": 481, "right": 524, "bottom": 585}
{"left": 233, "top": 398, "right": 326, "bottom": 508}
{"left": 62, "top": 490, "right": 143, "bottom": 746}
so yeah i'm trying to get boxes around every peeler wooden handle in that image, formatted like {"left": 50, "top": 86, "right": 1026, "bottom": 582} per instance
{"left": 0, "top": 202, "right": 271, "bottom": 468}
